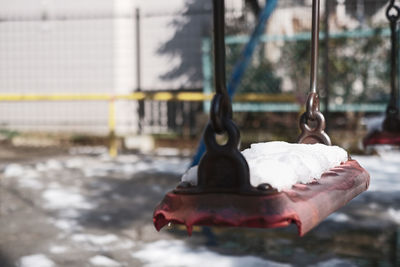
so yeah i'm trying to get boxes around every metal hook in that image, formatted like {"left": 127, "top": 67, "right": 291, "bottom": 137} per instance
{"left": 298, "top": 0, "right": 331, "bottom": 145}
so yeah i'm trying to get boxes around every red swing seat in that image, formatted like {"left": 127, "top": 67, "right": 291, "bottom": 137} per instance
{"left": 363, "top": 130, "right": 400, "bottom": 147}
{"left": 154, "top": 160, "right": 369, "bottom": 236}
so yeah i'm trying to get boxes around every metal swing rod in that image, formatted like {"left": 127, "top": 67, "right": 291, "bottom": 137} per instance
{"left": 209, "top": 0, "right": 232, "bottom": 135}
{"left": 213, "top": 0, "right": 227, "bottom": 96}
{"left": 310, "top": 0, "right": 320, "bottom": 94}
{"left": 297, "top": 0, "right": 331, "bottom": 145}
{"left": 381, "top": 0, "right": 400, "bottom": 133}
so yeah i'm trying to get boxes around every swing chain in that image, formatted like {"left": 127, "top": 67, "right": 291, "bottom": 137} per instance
{"left": 383, "top": 0, "right": 400, "bottom": 132}
{"left": 298, "top": 0, "right": 331, "bottom": 145}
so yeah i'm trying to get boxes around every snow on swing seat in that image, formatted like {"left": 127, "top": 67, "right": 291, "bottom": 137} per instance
{"left": 183, "top": 142, "right": 349, "bottom": 191}
{"left": 153, "top": 142, "right": 370, "bottom": 236}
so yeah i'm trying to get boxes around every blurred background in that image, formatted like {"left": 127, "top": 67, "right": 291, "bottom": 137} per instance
{"left": 0, "top": 0, "right": 394, "bottom": 152}
{"left": 1, "top": 0, "right": 400, "bottom": 267}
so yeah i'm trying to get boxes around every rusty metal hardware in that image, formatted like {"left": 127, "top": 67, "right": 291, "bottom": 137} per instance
{"left": 176, "top": 119, "right": 270, "bottom": 195}
{"left": 298, "top": 93, "right": 331, "bottom": 145}
{"left": 298, "top": 0, "right": 331, "bottom": 145}
{"left": 175, "top": 0, "right": 274, "bottom": 195}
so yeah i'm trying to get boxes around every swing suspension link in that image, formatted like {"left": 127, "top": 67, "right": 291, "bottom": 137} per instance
{"left": 297, "top": 0, "right": 331, "bottom": 145}
{"left": 298, "top": 92, "right": 331, "bottom": 145}
{"left": 387, "top": 0, "right": 400, "bottom": 23}
{"left": 210, "top": 93, "right": 232, "bottom": 134}
{"left": 305, "top": 92, "right": 320, "bottom": 120}
{"left": 306, "top": 0, "right": 321, "bottom": 121}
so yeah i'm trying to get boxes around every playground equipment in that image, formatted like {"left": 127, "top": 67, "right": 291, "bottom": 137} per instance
{"left": 154, "top": 0, "right": 370, "bottom": 236}
{"left": 363, "top": 0, "right": 400, "bottom": 147}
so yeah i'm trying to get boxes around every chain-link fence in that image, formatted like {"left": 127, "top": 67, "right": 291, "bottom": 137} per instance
{"left": 0, "top": 1, "right": 211, "bottom": 136}
{"left": 0, "top": 0, "right": 397, "bottom": 138}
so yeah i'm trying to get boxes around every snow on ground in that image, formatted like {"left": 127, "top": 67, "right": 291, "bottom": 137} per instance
{"left": 2, "top": 148, "right": 400, "bottom": 267}
{"left": 48, "top": 245, "right": 68, "bottom": 254}
{"left": 42, "top": 188, "right": 95, "bottom": 210}
{"left": 1, "top": 152, "right": 193, "bottom": 267}
{"left": 131, "top": 240, "right": 291, "bottom": 267}
{"left": 353, "top": 152, "right": 400, "bottom": 191}
{"left": 386, "top": 208, "right": 400, "bottom": 224}
{"left": 309, "top": 258, "right": 358, "bottom": 267}
{"left": 16, "top": 254, "right": 55, "bottom": 267}
{"left": 70, "top": 233, "right": 135, "bottom": 251}
{"left": 326, "top": 213, "right": 351, "bottom": 223}
{"left": 4, "top": 163, "right": 26, "bottom": 177}
{"left": 89, "top": 255, "right": 122, "bottom": 267}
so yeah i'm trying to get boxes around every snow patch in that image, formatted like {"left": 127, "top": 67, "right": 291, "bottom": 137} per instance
{"left": 71, "top": 233, "right": 134, "bottom": 250}
{"left": 65, "top": 158, "right": 85, "bottom": 168}
{"left": 42, "top": 188, "right": 94, "bottom": 210}
{"left": 155, "top": 147, "right": 181, "bottom": 156}
{"left": 46, "top": 160, "right": 63, "bottom": 170}
{"left": 35, "top": 160, "right": 63, "bottom": 172}
{"left": 17, "top": 254, "right": 55, "bottom": 267}
{"left": 18, "top": 176, "right": 43, "bottom": 190}
{"left": 3, "top": 164, "right": 43, "bottom": 189}
{"left": 49, "top": 245, "right": 68, "bottom": 254}
{"left": 183, "top": 142, "right": 348, "bottom": 191}
{"left": 154, "top": 157, "right": 189, "bottom": 174}
{"left": 326, "top": 213, "right": 350, "bottom": 223}
{"left": 4, "top": 163, "right": 25, "bottom": 177}
{"left": 352, "top": 154, "right": 400, "bottom": 192}
{"left": 132, "top": 240, "right": 290, "bottom": 267}
{"left": 387, "top": 208, "right": 400, "bottom": 224}
{"left": 89, "top": 255, "right": 122, "bottom": 267}
{"left": 71, "top": 233, "right": 119, "bottom": 245}
{"left": 311, "top": 258, "right": 357, "bottom": 267}
{"left": 69, "top": 146, "right": 108, "bottom": 155}
{"left": 80, "top": 155, "right": 188, "bottom": 177}
{"left": 51, "top": 218, "right": 81, "bottom": 232}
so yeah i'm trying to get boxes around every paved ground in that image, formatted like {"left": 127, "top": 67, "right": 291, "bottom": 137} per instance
{"left": 1, "top": 145, "right": 400, "bottom": 267}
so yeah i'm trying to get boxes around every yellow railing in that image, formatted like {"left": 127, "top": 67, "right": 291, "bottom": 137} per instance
{"left": 0, "top": 92, "right": 296, "bottom": 157}
{"left": 0, "top": 92, "right": 295, "bottom": 102}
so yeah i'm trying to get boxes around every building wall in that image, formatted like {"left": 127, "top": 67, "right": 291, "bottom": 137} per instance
{"left": 0, "top": 0, "right": 244, "bottom": 135}
{"left": 0, "top": 0, "right": 115, "bottom": 134}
